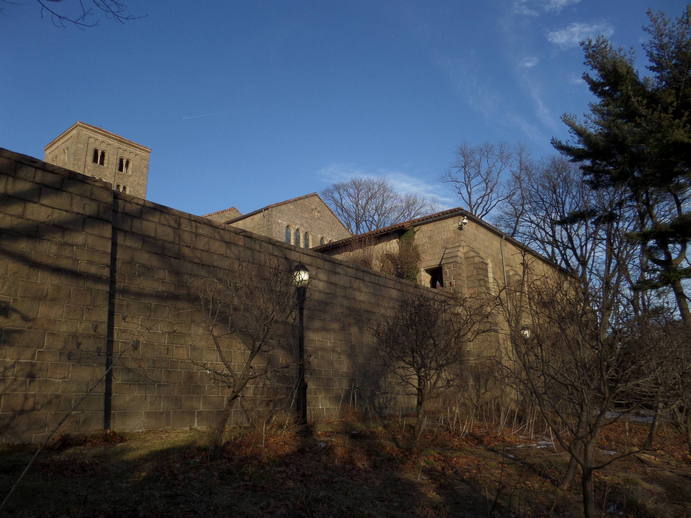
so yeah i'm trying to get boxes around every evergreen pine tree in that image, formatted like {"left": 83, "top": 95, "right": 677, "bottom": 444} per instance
{"left": 553, "top": 8, "right": 690, "bottom": 322}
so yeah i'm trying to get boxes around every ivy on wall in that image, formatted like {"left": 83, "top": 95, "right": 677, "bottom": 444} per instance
{"left": 382, "top": 228, "right": 420, "bottom": 282}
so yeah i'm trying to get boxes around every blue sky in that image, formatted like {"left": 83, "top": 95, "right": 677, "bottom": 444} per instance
{"left": 1, "top": 0, "right": 687, "bottom": 216}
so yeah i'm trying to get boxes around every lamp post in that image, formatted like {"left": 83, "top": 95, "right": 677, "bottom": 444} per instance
{"left": 293, "top": 263, "right": 310, "bottom": 425}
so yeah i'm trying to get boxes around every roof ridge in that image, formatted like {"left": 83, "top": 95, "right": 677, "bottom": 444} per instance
{"left": 223, "top": 192, "right": 320, "bottom": 224}
{"left": 204, "top": 206, "right": 241, "bottom": 217}
{"left": 44, "top": 121, "right": 151, "bottom": 152}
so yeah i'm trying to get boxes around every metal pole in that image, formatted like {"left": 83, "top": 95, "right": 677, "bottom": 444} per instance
{"left": 296, "top": 285, "right": 307, "bottom": 425}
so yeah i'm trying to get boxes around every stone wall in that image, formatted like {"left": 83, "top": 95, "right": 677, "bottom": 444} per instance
{"left": 0, "top": 148, "right": 424, "bottom": 443}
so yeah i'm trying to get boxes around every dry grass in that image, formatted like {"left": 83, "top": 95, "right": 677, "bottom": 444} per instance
{"left": 0, "top": 418, "right": 689, "bottom": 517}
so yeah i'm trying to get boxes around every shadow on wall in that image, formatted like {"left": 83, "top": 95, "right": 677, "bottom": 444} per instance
{"left": 0, "top": 151, "right": 406, "bottom": 442}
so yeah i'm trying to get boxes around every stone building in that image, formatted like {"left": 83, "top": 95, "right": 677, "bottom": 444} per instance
{"left": 0, "top": 145, "right": 568, "bottom": 442}
{"left": 44, "top": 121, "right": 151, "bottom": 198}
{"left": 316, "top": 207, "right": 562, "bottom": 296}
{"left": 209, "top": 193, "right": 351, "bottom": 249}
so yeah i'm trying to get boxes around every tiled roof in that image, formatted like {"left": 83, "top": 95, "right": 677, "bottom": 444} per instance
{"left": 314, "top": 207, "right": 567, "bottom": 272}
{"left": 314, "top": 207, "right": 467, "bottom": 251}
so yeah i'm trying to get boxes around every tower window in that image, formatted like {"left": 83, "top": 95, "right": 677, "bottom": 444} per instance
{"left": 118, "top": 157, "right": 131, "bottom": 173}
{"left": 304, "top": 232, "right": 310, "bottom": 248}
{"left": 284, "top": 226, "right": 292, "bottom": 244}
{"left": 99, "top": 150, "right": 106, "bottom": 166}
{"left": 92, "top": 148, "right": 99, "bottom": 163}
{"left": 294, "top": 228, "right": 301, "bottom": 247}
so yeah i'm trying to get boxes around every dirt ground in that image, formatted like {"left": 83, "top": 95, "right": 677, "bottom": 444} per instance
{"left": 0, "top": 419, "right": 689, "bottom": 517}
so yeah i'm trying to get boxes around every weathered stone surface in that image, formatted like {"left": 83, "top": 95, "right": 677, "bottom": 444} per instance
{"left": 44, "top": 122, "right": 150, "bottom": 199}
{"left": 0, "top": 147, "right": 561, "bottom": 443}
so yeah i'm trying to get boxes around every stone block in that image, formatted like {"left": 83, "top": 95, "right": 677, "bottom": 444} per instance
{"left": 77, "top": 260, "right": 109, "bottom": 279}
{"left": 85, "top": 233, "right": 111, "bottom": 253}
{"left": 40, "top": 186, "right": 72, "bottom": 212}
{"left": 17, "top": 280, "right": 48, "bottom": 300}
{"left": 78, "top": 411, "right": 103, "bottom": 433}
{"left": 2, "top": 328, "right": 45, "bottom": 349}
{"left": 8, "top": 175, "right": 40, "bottom": 202}
{"left": 38, "top": 301, "right": 64, "bottom": 320}
{"left": 171, "top": 410, "right": 196, "bottom": 428}
{"left": 201, "top": 395, "right": 225, "bottom": 410}
{"left": 0, "top": 196, "right": 25, "bottom": 217}
{"left": 70, "top": 364, "right": 100, "bottom": 382}
{"left": 61, "top": 229, "right": 86, "bottom": 247}
{"left": 112, "top": 394, "right": 147, "bottom": 412}
{"left": 6, "top": 412, "right": 47, "bottom": 436}
{"left": 46, "top": 411, "right": 80, "bottom": 433}
{"left": 195, "top": 409, "right": 223, "bottom": 428}
{"left": 111, "top": 411, "right": 143, "bottom": 431}
{"left": 46, "top": 362, "right": 70, "bottom": 380}
{"left": 143, "top": 410, "right": 171, "bottom": 429}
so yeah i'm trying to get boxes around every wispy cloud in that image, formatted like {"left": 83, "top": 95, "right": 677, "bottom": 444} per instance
{"left": 505, "top": 113, "right": 549, "bottom": 146}
{"left": 433, "top": 54, "right": 501, "bottom": 119}
{"left": 513, "top": 0, "right": 581, "bottom": 16}
{"left": 519, "top": 56, "right": 539, "bottom": 68}
{"left": 547, "top": 22, "right": 614, "bottom": 48}
{"left": 318, "top": 164, "right": 454, "bottom": 208}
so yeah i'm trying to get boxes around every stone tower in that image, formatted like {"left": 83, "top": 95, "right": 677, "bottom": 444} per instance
{"left": 44, "top": 121, "right": 151, "bottom": 198}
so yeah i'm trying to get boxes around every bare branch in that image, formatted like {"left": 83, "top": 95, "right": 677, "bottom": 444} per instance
{"left": 322, "top": 177, "right": 437, "bottom": 234}
{"left": 443, "top": 142, "right": 516, "bottom": 220}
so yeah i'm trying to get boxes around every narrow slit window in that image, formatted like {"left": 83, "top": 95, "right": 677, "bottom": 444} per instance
{"left": 285, "top": 226, "right": 292, "bottom": 244}
{"left": 92, "top": 148, "right": 99, "bottom": 163}
{"left": 304, "top": 232, "right": 310, "bottom": 248}
{"left": 124, "top": 159, "right": 130, "bottom": 173}
{"left": 294, "top": 228, "right": 301, "bottom": 247}
{"left": 99, "top": 150, "right": 106, "bottom": 166}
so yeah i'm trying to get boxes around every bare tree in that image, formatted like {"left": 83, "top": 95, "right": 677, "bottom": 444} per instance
{"left": 495, "top": 156, "right": 658, "bottom": 318}
{"left": 321, "top": 177, "right": 436, "bottom": 234}
{"left": 191, "top": 259, "right": 296, "bottom": 452}
{"left": 653, "top": 318, "right": 691, "bottom": 453}
{"left": 444, "top": 143, "right": 523, "bottom": 220}
{"left": 3, "top": 0, "right": 139, "bottom": 27}
{"left": 376, "top": 291, "right": 493, "bottom": 441}
{"left": 501, "top": 270, "right": 665, "bottom": 518}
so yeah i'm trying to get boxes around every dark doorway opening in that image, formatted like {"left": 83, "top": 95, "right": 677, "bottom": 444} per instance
{"left": 427, "top": 266, "right": 444, "bottom": 289}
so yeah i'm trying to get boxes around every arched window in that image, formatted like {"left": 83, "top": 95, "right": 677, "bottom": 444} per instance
{"left": 294, "top": 228, "right": 301, "bottom": 247}
{"left": 284, "top": 226, "right": 292, "bottom": 244}
{"left": 320, "top": 237, "right": 325, "bottom": 245}
{"left": 304, "top": 232, "right": 310, "bottom": 248}
{"left": 99, "top": 150, "right": 106, "bottom": 165}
